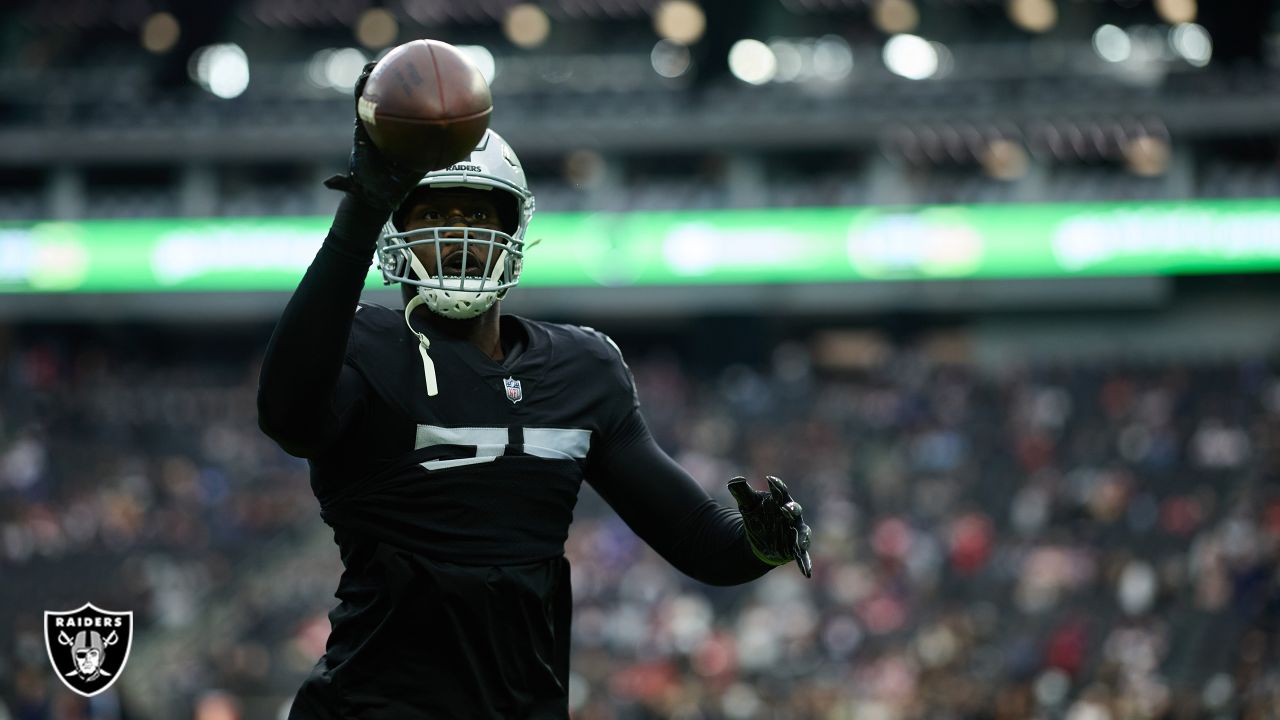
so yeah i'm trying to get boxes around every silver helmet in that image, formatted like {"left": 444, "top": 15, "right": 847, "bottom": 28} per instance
{"left": 377, "top": 129, "right": 535, "bottom": 319}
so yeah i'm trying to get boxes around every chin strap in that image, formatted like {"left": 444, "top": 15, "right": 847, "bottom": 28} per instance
{"left": 403, "top": 294, "right": 439, "bottom": 397}
{"left": 404, "top": 242, "right": 507, "bottom": 319}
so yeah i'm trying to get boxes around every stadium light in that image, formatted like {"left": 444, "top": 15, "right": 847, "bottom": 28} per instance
{"left": 871, "top": 0, "right": 919, "bottom": 35}
{"left": 812, "top": 35, "right": 854, "bottom": 81}
{"left": 760, "top": 36, "right": 852, "bottom": 84}
{"left": 327, "top": 48, "right": 367, "bottom": 90}
{"left": 456, "top": 45, "right": 497, "bottom": 85}
{"left": 769, "top": 40, "right": 804, "bottom": 82}
{"left": 305, "top": 50, "right": 330, "bottom": 89}
{"left": 355, "top": 8, "right": 398, "bottom": 50}
{"left": 653, "top": 1, "right": 706, "bottom": 45}
{"left": 883, "top": 34, "right": 938, "bottom": 80}
{"left": 1092, "top": 25, "right": 1131, "bottom": 63}
{"left": 728, "top": 39, "right": 777, "bottom": 85}
{"left": 504, "top": 4, "right": 550, "bottom": 49}
{"left": 1008, "top": 0, "right": 1058, "bottom": 34}
{"left": 1123, "top": 136, "right": 1170, "bottom": 177}
{"left": 140, "top": 12, "right": 180, "bottom": 54}
{"left": 564, "top": 149, "right": 606, "bottom": 188}
{"left": 304, "top": 48, "right": 367, "bottom": 91}
{"left": 189, "top": 44, "right": 250, "bottom": 99}
{"left": 981, "top": 139, "right": 1029, "bottom": 181}
{"left": 1154, "top": 0, "right": 1197, "bottom": 25}
{"left": 1169, "top": 23, "right": 1211, "bottom": 67}
{"left": 651, "top": 39, "right": 693, "bottom": 79}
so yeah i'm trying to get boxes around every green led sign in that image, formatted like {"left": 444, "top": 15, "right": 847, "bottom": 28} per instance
{"left": 1, "top": 199, "right": 1278, "bottom": 293}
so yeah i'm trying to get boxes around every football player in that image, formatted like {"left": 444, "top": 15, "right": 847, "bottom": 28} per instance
{"left": 257, "top": 64, "right": 813, "bottom": 720}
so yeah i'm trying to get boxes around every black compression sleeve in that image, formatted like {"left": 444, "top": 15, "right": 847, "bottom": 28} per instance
{"left": 257, "top": 195, "right": 386, "bottom": 457}
{"left": 589, "top": 411, "right": 772, "bottom": 586}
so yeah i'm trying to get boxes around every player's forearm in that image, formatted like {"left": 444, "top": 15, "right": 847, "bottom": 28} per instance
{"left": 591, "top": 428, "right": 773, "bottom": 586}
{"left": 257, "top": 195, "right": 384, "bottom": 452}
{"left": 659, "top": 498, "right": 773, "bottom": 585}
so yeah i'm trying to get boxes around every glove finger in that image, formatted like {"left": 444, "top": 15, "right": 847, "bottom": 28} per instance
{"left": 797, "top": 548, "right": 813, "bottom": 578}
{"left": 782, "top": 500, "right": 803, "bottom": 521}
{"left": 766, "top": 475, "right": 792, "bottom": 506}
{"left": 791, "top": 524, "right": 813, "bottom": 578}
{"left": 727, "top": 477, "right": 762, "bottom": 511}
{"left": 354, "top": 60, "right": 378, "bottom": 100}
{"left": 351, "top": 120, "right": 417, "bottom": 182}
{"left": 795, "top": 521, "right": 812, "bottom": 552}
{"left": 322, "top": 174, "right": 354, "bottom": 193}
{"left": 353, "top": 117, "right": 375, "bottom": 146}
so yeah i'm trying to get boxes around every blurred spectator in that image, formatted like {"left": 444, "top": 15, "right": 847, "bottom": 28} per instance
{"left": 2, "top": 326, "right": 1278, "bottom": 718}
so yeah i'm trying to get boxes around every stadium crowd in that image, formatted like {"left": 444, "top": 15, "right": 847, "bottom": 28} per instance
{"left": 0, "top": 324, "right": 1277, "bottom": 719}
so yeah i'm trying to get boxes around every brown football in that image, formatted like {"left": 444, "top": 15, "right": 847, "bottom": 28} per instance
{"left": 357, "top": 39, "right": 492, "bottom": 172}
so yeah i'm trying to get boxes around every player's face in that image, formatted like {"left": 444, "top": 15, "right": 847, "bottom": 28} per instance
{"left": 401, "top": 189, "right": 506, "bottom": 279}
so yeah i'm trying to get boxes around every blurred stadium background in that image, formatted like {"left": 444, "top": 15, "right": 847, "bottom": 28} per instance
{"left": 2, "top": 0, "right": 1280, "bottom": 718}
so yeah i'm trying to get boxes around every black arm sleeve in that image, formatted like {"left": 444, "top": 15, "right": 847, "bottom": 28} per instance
{"left": 257, "top": 195, "right": 385, "bottom": 458}
{"left": 589, "top": 409, "right": 772, "bottom": 586}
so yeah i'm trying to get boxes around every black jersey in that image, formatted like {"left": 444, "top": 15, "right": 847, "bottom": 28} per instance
{"left": 315, "top": 305, "right": 637, "bottom": 565}
{"left": 294, "top": 306, "right": 638, "bottom": 718}
{"left": 258, "top": 203, "right": 772, "bottom": 720}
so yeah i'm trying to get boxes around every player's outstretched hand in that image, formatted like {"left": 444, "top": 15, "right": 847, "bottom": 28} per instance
{"left": 728, "top": 475, "right": 813, "bottom": 578}
{"left": 323, "top": 61, "right": 423, "bottom": 213}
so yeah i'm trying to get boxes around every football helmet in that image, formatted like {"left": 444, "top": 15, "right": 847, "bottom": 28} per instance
{"left": 377, "top": 129, "right": 535, "bottom": 319}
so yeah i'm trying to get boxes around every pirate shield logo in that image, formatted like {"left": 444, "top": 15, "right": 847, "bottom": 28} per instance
{"left": 44, "top": 603, "right": 133, "bottom": 697}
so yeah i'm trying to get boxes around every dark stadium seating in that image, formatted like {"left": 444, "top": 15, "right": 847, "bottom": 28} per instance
{"left": 2, "top": 328, "right": 1276, "bottom": 717}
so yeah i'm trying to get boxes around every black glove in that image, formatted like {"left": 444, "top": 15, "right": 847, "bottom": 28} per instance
{"left": 323, "top": 61, "right": 423, "bottom": 213}
{"left": 728, "top": 475, "right": 813, "bottom": 578}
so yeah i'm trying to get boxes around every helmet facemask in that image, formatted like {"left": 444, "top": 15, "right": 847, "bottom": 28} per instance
{"left": 382, "top": 222, "right": 523, "bottom": 320}
{"left": 377, "top": 130, "right": 535, "bottom": 321}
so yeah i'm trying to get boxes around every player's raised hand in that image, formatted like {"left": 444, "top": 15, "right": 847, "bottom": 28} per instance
{"left": 323, "top": 61, "right": 423, "bottom": 213}
{"left": 727, "top": 475, "right": 813, "bottom": 578}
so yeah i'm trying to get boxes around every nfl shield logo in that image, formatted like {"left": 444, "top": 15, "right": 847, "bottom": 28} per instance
{"left": 44, "top": 603, "right": 133, "bottom": 697}
{"left": 503, "top": 376, "right": 523, "bottom": 403}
